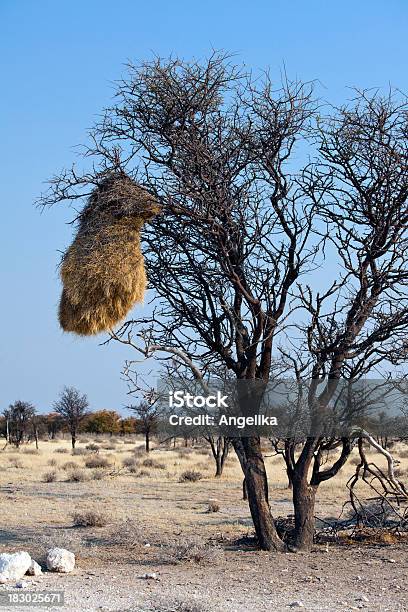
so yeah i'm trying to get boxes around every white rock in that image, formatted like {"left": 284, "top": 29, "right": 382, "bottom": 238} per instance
{"left": 289, "top": 602, "right": 304, "bottom": 608}
{"left": 0, "top": 552, "right": 32, "bottom": 584}
{"left": 26, "top": 559, "right": 42, "bottom": 576}
{"left": 46, "top": 548, "right": 75, "bottom": 573}
{"left": 16, "top": 580, "right": 29, "bottom": 588}
{"left": 142, "top": 572, "right": 158, "bottom": 580}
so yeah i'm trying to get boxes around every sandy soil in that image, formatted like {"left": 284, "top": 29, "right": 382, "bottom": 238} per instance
{"left": 0, "top": 436, "right": 407, "bottom": 611}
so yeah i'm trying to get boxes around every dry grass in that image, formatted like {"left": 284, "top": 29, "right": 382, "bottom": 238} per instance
{"left": 42, "top": 470, "right": 57, "bottom": 483}
{"left": 84, "top": 455, "right": 111, "bottom": 469}
{"left": 0, "top": 435, "right": 407, "bottom": 572}
{"left": 179, "top": 470, "right": 203, "bottom": 483}
{"left": 71, "top": 510, "right": 109, "bottom": 528}
{"left": 66, "top": 468, "right": 89, "bottom": 482}
{"left": 207, "top": 500, "right": 220, "bottom": 513}
{"left": 166, "top": 536, "right": 225, "bottom": 565}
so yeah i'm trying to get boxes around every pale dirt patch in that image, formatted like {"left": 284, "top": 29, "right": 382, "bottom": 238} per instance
{"left": 0, "top": 436, "right": 407, "bottom": 611}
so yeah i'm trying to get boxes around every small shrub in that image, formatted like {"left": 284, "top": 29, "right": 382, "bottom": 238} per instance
{"left": 72, "top": 448, "right": 90, "bottom": 456}
{"left": 101, "top": 443, "right": 116, "bottom": 451}
{"left": 109, "top": 519, "right": 144, "bottom": 548}
{"left": 71, "top": 510, "right": 108, "bottom": 527}
{"left": 9, "top": 458, "right": 24, "bottom": 469}
{"left": 42, "top": 471, "right": 57, "bottom": 483}
{"left": 207, "top": 501, "right": 220, "bottom": 513}
{"left": 66, "top": 468, "right": 89, "bottom": 482}
{"left": 168, "top": 536, "right": 224, "bottom": 565}
{"left": 84, "top": 456, "right": 110, "bottom": 469}
{"left": 179, "top": 470, "right": 203, "bottom": 483}
{"left": 55, "top": 448, "right": 69, "bottom": 454}
{"left": 142, "top": 458, "right": 166, "bottom": 469}
{"left": 122, "top": 456, "right": 139, "bottom": 469}
{"left": 23, "top": 448, "right": 40, "bottom": 455}
{"left": 47, "top": 458, "right": 57, "bottom": 467}
{"left": 62, "top": 461, "right": 78, "bottom": 471}
{"left": 134, "top": 469, "right": 150, "bottom": 478}
{"left": 85, "top": 443, "right": 100, "bottom": 452}
{"left": 91, "top": 468, "right": 107, "bottom": 480}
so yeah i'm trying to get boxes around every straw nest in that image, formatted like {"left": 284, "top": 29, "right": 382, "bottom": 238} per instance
{"left": 59, "top": 174, "right": 160, "bottom": 336}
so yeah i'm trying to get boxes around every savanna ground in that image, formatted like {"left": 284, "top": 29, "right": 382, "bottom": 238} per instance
{"left": 0, "top": 436, "right": 407, "bottom": 611}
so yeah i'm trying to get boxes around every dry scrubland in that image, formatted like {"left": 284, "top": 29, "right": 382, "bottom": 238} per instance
{"left": 0, "top": 436, "right": 407, "bottom": 611}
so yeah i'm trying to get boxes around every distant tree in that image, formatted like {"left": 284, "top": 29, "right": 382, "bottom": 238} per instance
{"left": 3, "top": 401, "right": 36, "bottom": 447}
{"left": 120, "top": 416, "right": 137, "bottom": 435}
{"left": 44, "top": 412, "right": 66, "bottom": 439}
{"left": 128, "top": 401, "right": 160, "bottom": 453}
{"left": 53, "top": 386, "right": 89, "bottom": 449}
{"left": 84, "top": 410, "right": 121, "bottom": 435}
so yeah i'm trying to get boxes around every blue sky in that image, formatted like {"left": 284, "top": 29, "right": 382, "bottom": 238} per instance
{"left": 0, "top": 0, "right": 407, "bottom": 413}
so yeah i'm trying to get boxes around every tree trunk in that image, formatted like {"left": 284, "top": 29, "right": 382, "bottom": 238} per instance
{"left": 71, "top": 431, "right": 76, "bottom": 449}
{"left": 145, "top": 430, "right": 150, "bottom": 453}
{"left": 242, "top": 436, "right": 286, "bottom": 551}
{"left": 292, "top": 477, "right": 317, "bottom": 551}
{"left": 215, "top": 454, "right": 223, "bottom": 477}
{"left": 242, "top": 477, "right": 247, "bottom": 500}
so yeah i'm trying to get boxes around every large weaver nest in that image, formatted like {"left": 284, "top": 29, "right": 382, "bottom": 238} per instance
{"left": 59, "top": 174, "right": 160, "bottom": 335}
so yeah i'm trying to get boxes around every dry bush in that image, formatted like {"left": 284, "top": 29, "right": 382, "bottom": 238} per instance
{"left": 179, "top": 470, "right": 203, "bottom": 483}
{"left": 350, "top": 456, "right": 362, "bottom": 466}
{"left": 37, "top": 528, "right": 84, "bottom": 558}
{"left": 47, "top": 458, "right": 57, "bottom": 467}
{"left": 133, "top": 446, "right": 147, "bottom": 456}
{"left": 62, "top": 461, "right": 79, "bottom": 471}
{"left": 23, "top": 448, "right": 40, "bottom": 455}
{"left": 122, "top": 456, "right": 139, "bottom": 472}
{"left": 134, "top": 469, "right": 150, "bottom": 478}
{"left": 207, "top": 501, "right": 220, "bottom": 513}
{"left": 100, "top": 443, "right": 117, "bottom": 451}
{"left": 42, "top": 471, "right": 57, "bottom": 483}
{"left": 398, "top": 448, "right": 408, "bottom": 459}
{"left": 108, "top": 519, "right": 145, "bottom": 548}
{"left": 66, "top": 468, "right": 89, "bottom": 482}
{"left": 55, "top": 448, "right": 69, "bottom": 454}
{"left": 142, "top": 458, "right": 166, "bottom": 469}
{"left": 71, "top": 510, "right": 109, "bottom": 527}
{"left": 91, "top": 468, "right": 107, "bottom": 480}
{"left": 72, "top": 448, "right": 90, "bottom": 456}
{"left": 84, "top": 455, "right": 111, "bottom": 469}
{"left": 9, "top": 458, "right": 24, "bottom": 469}
{"left": 166, "top": 536, "right": 224, "bottom": 565}
{"left": 85, "top": 443, "right": 100, "bottom": 452}
{"left": 195, "top": 461, "right": 211, "bottom": 471}
{"left": 79, "top": 438, "right": 90, "bottom": 444}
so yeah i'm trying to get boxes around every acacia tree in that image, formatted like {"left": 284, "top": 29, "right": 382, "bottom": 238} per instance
{"left": 84, "top": 410, "right": 121, "bottom": 435}
{"left": 128, "top": 401, "right": 160, "bottom": 452}
{"left": 3, "top": 401, "right": 36, "bottom": 447}
{"left": 53, "top": 386, "right": 89, "bottom": 449}
{"left": 40, "top": 54, "right": 408, "bottom": 551}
